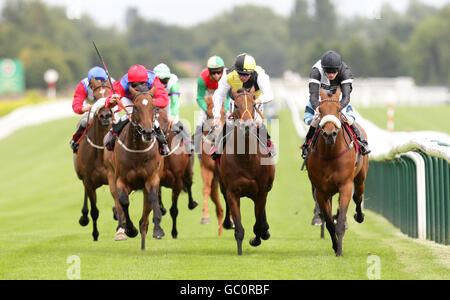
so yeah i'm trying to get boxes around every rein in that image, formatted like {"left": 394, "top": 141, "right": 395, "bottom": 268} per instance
{"left": 230, "top": 91, "right": 264, "bottom": 121}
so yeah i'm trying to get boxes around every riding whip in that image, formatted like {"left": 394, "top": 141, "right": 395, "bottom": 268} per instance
{"left": 92, "top": 40, "right": 116, "bottom": 95}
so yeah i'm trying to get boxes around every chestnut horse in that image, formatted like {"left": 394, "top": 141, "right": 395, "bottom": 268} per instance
{"left": 158, "top": 110, "right": 198, "bottom": 239}
{"left": 217, "top": 89, "right": 276, "bottom": 255}
{"left": 199, "top": 93, "right": 227, "bottom": 235}
{"left": 306, "top": 88, "right": 369, "bottom": 256}
{"left": 73, "top": 79, "right": 112, "bottom": 241}
{"left": 104, "top": 88, "right": 164, "bottom": 250}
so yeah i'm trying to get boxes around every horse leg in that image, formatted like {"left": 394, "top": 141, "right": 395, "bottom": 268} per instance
{"left": 353, "top": 172, "right": 367, "bottom": 224}
{"left": 85, "top": 185, "right": 99, "bottom": 241}
{"left": 146, "top": 182, "right": 165, "bottom": 239}
{"left": 250, "top": 193, "right": 269, "bottom": 247}
{"left": 184, "top": 158, "right": 198, "bottom": 210}
{"left": 79, "top": 189, "right": 89, "bottom": 226}
{"left": 316, "top": 191, "right": 337, "bottom": 254}
{"left": 211, "top": 177, "right": 224, "bottom": 236}
{"left": 170, "top": 183, "right": 182, "bottom": 239}
{"left": 140, "top": 189, "right": 152, "bottom": 250}
{"left": 200, "top": 166, "right": 213, "bottom": 224}
{"left": 220, "top": 183, "right": 234, "bottom": 230}
{"left": 158, "top": 185, "right": 167, "bottom": 216}
{"left": 227, "top": 190, "right": 244, "bottom": 255}
{"left": 335, "top": 183, "right": 353, "bottom": 257}
{"left": 116, "top": 181, "right": 138, "bottom": 238}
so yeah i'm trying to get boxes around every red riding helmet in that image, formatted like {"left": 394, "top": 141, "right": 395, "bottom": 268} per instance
{"left": 128, "top": 64, "right": 148, "bottom": 82}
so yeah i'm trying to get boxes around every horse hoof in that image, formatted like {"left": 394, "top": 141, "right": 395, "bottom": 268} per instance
{"left": 249, "top": 238, "right": 261, "bottom": 247}
{"left": 201, "top": 217, "right": 210, "bottom": 224}
{"left": 160, "top": 207, "right": 167, "bottom": 216}
{"left": 93, "top": 232, "right": 99, "bottom": 241}
{"left": 126, "top": 226, "right": 139, "bottom": 238}
{"left": 171, "top": 230, "right": 178, "bottom": 239}
{"left": 188, "top": 201, "right": 198, "bottom": 210}
{"left": 153, "top": 227, "right": 165, "bottom": 239}
{"left": 114, "top": 228, "right": 127, "bottom": 241}
{"left": 223, "top": 219, "right": 234, "bottom": 230}
{"left": 261, "top": 231, "right": 271, "bottom": 240}
{"left": 354, "top": 213, "right": 365, "bottom": 223}
{"left": 79, "top": 216, "right": 89, "bottom": 227}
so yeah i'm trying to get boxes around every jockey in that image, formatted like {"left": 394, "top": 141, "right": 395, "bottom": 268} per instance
{"left": 193, "top": 55, "right": 230, "bottom": 153}
{"left": 301, "top": 50, "right": 370, "bottom": 159}
{"left": 210, "top": 53, "right": 276, "bottom": 158}
{"left": 153, "top": 63, "right": 194, "bottom": 153}
{"left": 103, "top": 64, "right": 170, "bottom": 155}
{"left": 69, "top": 66, "right": 115, "bottom": 153}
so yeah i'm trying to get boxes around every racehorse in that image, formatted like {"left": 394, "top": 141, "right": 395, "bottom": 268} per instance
{"left": 103, "top": 87, "right": 164, "bottom": 250}
{"left": 306, "top": 88, "right": 369, "bottom": 256}
{"left": 216, "top": 88, "right": 275, "bottom": 255}
{"left": 198, "top": 93, "right": 226, "bottom": 235}
{"left": 73, "top": 79, "right": 112, "bottom": 241}
{"left": 158, "top": 110, "right": 198, "bottom": 239}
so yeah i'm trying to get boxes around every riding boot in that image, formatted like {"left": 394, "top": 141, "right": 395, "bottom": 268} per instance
{"left": 350, "top": 124, "right": 371, "bottom": 155}
{"left": 155, "top": 126, "right": 170, "bottom": 156}
{"left": 209, "top": 124, "right": 227, "bottom": 161}
{"left": 175, "top": 122, "right": 194, "bottom": 154}
{"left": 105, "top": 119, "right": 129, "bottom": 151}
{"left": 301, "top": 126, "right": 316, "bottom": 159}
{"left": 258, "top": 123, "right": 276, "bottom": 157}
{"left": 193, "top": 125, "right": 203, "bottom": 154}
{"left": 70, "top": 124, "right": 86, "bottom": 153}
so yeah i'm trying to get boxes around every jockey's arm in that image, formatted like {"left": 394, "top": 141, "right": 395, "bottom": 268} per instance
{"left": 340, "top": 83, "right": 352, "bottom": 110}
{"left": 72, "top": 81, "right": 89, "bottom": 114}
{"left": 105, "top": 80, "right": 126, "bottom": 108}
{"left": 196, "top": 77, "right": 208, "bottom": 111}
{"left": 212, "top": 74, "right": 230, "bottom": 120}
{"left": 151, "top": 77, "right": 170, "bottom": 108}
{"left": 308, "top": 68, "right": 321, "bottom": 110}
{"left": 168, "top": 79, "right": 180, "bottom": 120}
{"left": 255, "top": 72, "right": 274, "bottom": 104}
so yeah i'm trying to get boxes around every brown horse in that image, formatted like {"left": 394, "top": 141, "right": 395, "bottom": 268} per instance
{"left": 306, "top": 88, "right": 369, "bottom": 256}
{"left": 104, "top": 88, "right": 164, "bottom": 250}
{"left": 73, "top": 79, "right": 112, "bottom": 241}
{"left": 217, "top": 88, "right": 276, "bottom": 255}
{"left": 158, "top": 110, "right": 197, "bottom": 239}
{"left": 199, "top": 93, "right": 226, "bottom": 235}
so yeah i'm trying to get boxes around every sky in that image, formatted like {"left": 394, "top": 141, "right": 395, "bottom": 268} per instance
{"left": 1, "top": 0, "right": 449, "bottom": 28}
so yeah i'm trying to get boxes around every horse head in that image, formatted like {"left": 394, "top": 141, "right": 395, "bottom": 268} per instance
{"left": 90, "top": 78, "right": 112, "bottom": 127}
{"left": 318, "top": 88, "right": 342, "bottom": 145}
{"left": 231, "top": 87, "right": 257, "bottom": 136}
{"left": 129, "top": 84, "right": 156, "bottom": 143}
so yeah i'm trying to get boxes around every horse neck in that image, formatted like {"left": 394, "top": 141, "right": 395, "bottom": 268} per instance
{"left": 89, "top": 117, "right": 110, "bottom": 144}
{"left": 226, "top": 125, "right": 261, "bottom": 161}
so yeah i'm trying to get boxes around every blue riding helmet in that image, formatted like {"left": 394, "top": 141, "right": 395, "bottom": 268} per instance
{"left": 87, "top": 66, "right": 107, "bottom": 82}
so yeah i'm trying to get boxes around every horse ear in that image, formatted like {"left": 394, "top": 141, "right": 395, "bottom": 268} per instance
{"left": 334, "top": 87, "right": 342, "bottom": 100}
{"left": 319, "top": 88, "right": 328, "bottom": 100}
{"left": 249, "top": 85, "right": 256, "bottom": 95}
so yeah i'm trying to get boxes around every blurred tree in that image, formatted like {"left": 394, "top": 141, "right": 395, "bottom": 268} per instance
{"left": 343, "top": 37, "right": 374, "bottom": 78}
{"left": 371, "top": 37, "right": 407, "bottom": 77}
{"left": 313, "top": 0, "right": 337, "bottom": 38}
{"left": 408, "top": 6, "right": 450, "bottom": 86}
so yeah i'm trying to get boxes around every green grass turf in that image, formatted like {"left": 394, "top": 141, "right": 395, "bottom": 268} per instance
{"left": 0, "top": 105, "right": 448, "bottom": 279}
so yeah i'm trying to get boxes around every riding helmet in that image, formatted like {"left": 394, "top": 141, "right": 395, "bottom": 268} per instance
{"left": 234, "top": 53, "right": 256, "bottom": 73}
{"left": 153, "top": 63, "right": 171, "bottom": 79}
{"left": 127, "top": 64, "right": 148, "bottom": 82}
{"left": 321, "top": 50, "right": 342, "bottom": 73}
{"left": 207, "top": 56, "right": 225, "bottom": 69}
{"left": 87, "top": 66, "right": 107, "bottom": 82}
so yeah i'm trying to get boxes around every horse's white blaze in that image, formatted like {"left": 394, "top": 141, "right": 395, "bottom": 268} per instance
{"left": 142, "top": 99, "right": 148, "bottom": 106}
{"left": 319, "top": 114, "right": 341, "bottom": 129}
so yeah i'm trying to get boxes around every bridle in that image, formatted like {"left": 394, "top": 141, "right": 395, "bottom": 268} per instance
{"left": 231, "top": 91, "right": 264, "bottom": 121}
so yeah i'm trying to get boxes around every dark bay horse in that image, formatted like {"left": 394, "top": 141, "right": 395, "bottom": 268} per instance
{"left": 73, "top": 79, "right": 112, "bottom": 241}
{"left": 199, "top": 93, "right": 226, "bottom": 235}
{"left": 104, "top": 87, "right": 164, "bottom": 250}
{"left": 217, "top": 89, "right": 276, "bottom": 255}
{"left": 306, "top": 88, "right": 369, "bottom": 256}
{"left": 158, "top": 110, "right": 197, "bottom": 239}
